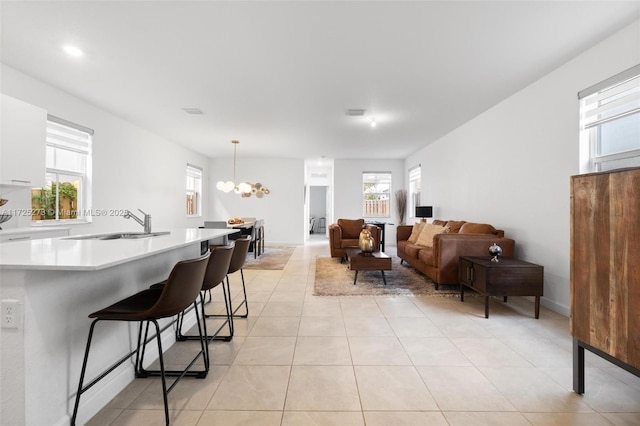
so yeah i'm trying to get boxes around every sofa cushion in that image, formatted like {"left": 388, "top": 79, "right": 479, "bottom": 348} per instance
{"left": 445, "top": 220, "right": 466, "bottom": 233}
{"left": 458, "top": 222, "right": 497, "bottom": 235}
{"left": 340, "top": 238, "right": 359, "bottom": 248}
{"left": 432, "top": 219, "right": 447, "bottom": 226}
{"left": 338, "top": 218, "right": 364, "bottom": 239}
{"left": 418, "top": 246, "right": 435, "bottom": 266}
{"left": 407, "top": 222, "right": 425, "bottom": 243}
{"left": 416, "top": 223, "right": 448, "bottom": 247}
{"left": 403, "top": 242, "right": 422, "bottom": 259}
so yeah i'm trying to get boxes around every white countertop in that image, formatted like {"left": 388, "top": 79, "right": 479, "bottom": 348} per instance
{"left": 0, "top": 226, "right": 71, "bottom": 235}
{"left": 0, "top": 228, "right": 236, "bottom": 271}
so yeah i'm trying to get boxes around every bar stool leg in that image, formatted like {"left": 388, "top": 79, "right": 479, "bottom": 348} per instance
{"left": 150, "top": 319, "right": 170, "bottom": 426}
{"left": 230, "top": 271, "right": 248, "bottom": 318}
{"left": 142, "top": 301, "right": 209, "bottom": 378}
{"left": 71, "top": 319, "right": 100, "bottom": 426}
{"left": 204, "top": 278, "right": 234, "bottom": 340}
{"left": 178, "top": 283, "right": 234, "bottom": 342}
{"left": 209, "top": 270, "right": 249, "bottom": 319}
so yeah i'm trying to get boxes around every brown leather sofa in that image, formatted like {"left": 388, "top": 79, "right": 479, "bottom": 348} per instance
{"left": 329, "top": 218, "right": 382, "bottom": 258}
{"left": 396, "top": 220, "right": 515, "bottom": 289}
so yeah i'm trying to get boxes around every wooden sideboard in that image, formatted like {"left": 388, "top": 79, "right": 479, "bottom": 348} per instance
{"left": 570, "top": 167, "right": 640, "bottom": 393}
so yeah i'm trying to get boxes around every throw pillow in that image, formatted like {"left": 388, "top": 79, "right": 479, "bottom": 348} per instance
{"left": 444, "top": 220, "right": 466, "bottom": 233}
{"left": 458, "top": 222, "right": 497, "bottom": 235}
{"left": 407, "top": 222, "right": 425, "bottom": 243}
{"left": 416, "top": 223, "right": 448, "bottom": 247}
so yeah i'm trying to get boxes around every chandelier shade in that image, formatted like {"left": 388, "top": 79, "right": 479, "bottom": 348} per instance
{"left": 216, "top": 140, "right": 270, "bottom": 197}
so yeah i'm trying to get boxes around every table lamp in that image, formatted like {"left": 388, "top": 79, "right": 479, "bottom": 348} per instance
{"left": 415, "top": 206, "right": 433, "bottom": 222}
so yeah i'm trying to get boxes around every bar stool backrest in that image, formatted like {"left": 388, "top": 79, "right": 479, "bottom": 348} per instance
{"left": 229, "top": 236, "right": 252, "bottom": 274}
{"left": 202, "top": 245, "right": 234, "bottom": 292}
{"left": 204, "top": 221, "right": 228, "bottom": 229}
{"left": 149, "top": 252, "right": 210, "bottom": 318}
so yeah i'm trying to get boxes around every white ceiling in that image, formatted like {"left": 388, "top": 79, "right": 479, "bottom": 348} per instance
{"left": 2, "top": 1, "right": 639, "bottom": 161}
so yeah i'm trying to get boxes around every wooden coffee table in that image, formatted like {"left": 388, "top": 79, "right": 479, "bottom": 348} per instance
{"left": 459, "top": 256, "right": 544, "bottom": 318}
{"left": 345, "top": 248, "right": 392, "bottom": 285}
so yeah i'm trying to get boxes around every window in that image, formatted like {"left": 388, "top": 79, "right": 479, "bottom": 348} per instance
{"left": 409, "top": 166, "right": 421, "bottom": 218}
{"left": 32, "top": 116, "right": 92, "bottom": 222}
{"left": 363, "top": 172, "right": 391, "bottom": 217}
{"left": 186, "top": 164, "right": 202, "bottom": 216}
{"left": 579, "top": 64, "right": 640, "bottom": 173}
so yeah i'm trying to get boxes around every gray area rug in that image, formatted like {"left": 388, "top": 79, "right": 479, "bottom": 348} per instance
{"left": 243, "top": 246, "right": 295, "bottom": 270}
{"left": 314, "top": 256, "right": 462, "bottom": 296}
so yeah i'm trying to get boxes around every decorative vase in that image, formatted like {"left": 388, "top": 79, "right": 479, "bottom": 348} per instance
{"left": 489, "top": 242, "right": 502, "bottom": 262}
{"left": 359, "top": 228, "right": 374, "bottom": 255}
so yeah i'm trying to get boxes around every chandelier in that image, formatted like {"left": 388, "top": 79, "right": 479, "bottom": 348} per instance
{"left": 216, "top": 140, "right": 270, "bottom": 198}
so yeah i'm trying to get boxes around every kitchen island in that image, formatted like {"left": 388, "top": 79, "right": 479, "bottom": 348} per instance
{"left": 0, "top": 228, "right": 236, "bottom": 426}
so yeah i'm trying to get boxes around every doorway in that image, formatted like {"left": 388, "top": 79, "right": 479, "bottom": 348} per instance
{"left": 304, "top": 158, "right": 333, "bottom": 244}
{"left": 309, "top": 186, "right": 327, "bottom": 240}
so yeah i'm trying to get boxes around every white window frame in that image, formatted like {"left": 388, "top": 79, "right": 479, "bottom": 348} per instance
{"left": 32, "top": 116, "right": 93, "bottom": 224}
{"left": 408, "top": 165, "right": 421, "bottom": 219}
{"left": 186, "top": 164, "right": 202, "bottom": 217}
{"left": 362, "top": 171, "right": 391, "bottom": 218}
{"left": 579, "top": 64, "right": 640, "bottom": 173}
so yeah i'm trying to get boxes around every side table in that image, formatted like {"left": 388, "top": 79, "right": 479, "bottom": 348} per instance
{"left": 459, "top": 256, "right": 543, "bottom": 318}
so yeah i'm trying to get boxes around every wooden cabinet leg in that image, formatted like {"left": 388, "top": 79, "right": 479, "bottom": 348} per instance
{"left": 535, "top": 296, "right": 540, "bottom": 319}
{"left": 484, "top": 296, "right": 489, "bottom": 318}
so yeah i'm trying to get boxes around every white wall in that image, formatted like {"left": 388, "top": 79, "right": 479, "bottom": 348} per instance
{"left": 334, "top": 159, "right": 405, "bottom": 247}
{"left": 405, "top": 20, "right": 640, "bottom": 316}
{"left": 0, "top": 65, "right": 210, "bottom": 234}
{"left": 208, "top": 157, "right": 305, "bottom": 245}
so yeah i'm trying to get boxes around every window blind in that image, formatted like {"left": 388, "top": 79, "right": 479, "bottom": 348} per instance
{"left": 580, "top": 72, "right": 640, "bottom": 131}
{"left": 46, "top": 116, "right": 92, "bottom": 154}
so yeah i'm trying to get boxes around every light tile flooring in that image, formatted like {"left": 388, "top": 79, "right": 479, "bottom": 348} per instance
{"left": 88, "top": 241, "right": 640, "bottom": 425}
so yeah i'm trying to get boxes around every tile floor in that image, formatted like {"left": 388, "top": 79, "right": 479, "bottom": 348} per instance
{"left": 88, "top": 241, "right": 640, "bottom": 425}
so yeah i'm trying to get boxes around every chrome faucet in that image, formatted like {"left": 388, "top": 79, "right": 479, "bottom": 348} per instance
{"left": 124, "top": 209, "right": 151, "bottom": 234}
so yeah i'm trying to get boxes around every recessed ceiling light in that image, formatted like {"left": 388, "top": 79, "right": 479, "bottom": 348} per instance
{"left": 346, "top": 109, "right": 366, "bottom": 116}
{"left": 182, "top": 108, "right": 205, "bottom": 115}
{"left": 370, "top": 118, "right": 377, "bottom": 128}
{"left": 63, "top": 45, "right": 84, "bottom": 57}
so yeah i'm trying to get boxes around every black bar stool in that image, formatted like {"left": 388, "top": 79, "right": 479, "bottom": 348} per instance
{"left": 71, "top": 252, "right": 210, "bottom": 426}
{"left": 206, "top": 236, "right": 251, "bottom": 319}
{"left": 227, "top": 236, "right": 252, "bottom": 317}
{"left": 176, "top": 245, "right": 235, "bottom": 353}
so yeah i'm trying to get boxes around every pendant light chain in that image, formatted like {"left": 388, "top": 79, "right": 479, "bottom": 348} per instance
{"left": 233, "top": 140, "right": 238, "bottom": 185}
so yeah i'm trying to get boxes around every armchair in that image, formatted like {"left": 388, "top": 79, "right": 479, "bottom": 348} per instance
{"left": 328, "top": 218, "right": 381, "bottom": 258}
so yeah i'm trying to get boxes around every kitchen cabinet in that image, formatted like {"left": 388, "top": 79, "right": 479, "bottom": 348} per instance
{"left": 0, "top": 228, "right": 236, "bottom": 425}
{"left": 0, "top": 94, "right": 46, "bottom": 187}
{"left": 570, "top": 167, "right": 640, "bottom": 393}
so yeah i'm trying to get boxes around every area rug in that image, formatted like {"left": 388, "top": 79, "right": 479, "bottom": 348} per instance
{"left": 314, "top": 256, "right": 462, "bottom": 296}
{"left": 243, "top": 246, "right": 295, "bottom": 270}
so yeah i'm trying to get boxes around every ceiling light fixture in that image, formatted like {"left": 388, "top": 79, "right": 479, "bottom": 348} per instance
{"left": 63, "top": 45, "right": 84, "bottom": 57}
{"left": 346, "top": 108, "right": 367, "bottom": 116}
{"left": 370, "top": 118, "right": 377, "bottom": 128}
{"left": 216, "top": 140, "right": 270, "bottom": 198}
{"left": 182, "top": 108, "right": 204, "bottom": 115}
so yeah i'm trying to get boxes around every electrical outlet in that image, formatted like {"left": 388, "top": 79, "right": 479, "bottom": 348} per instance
{"left": 1, "top": 299, "right": 21, "bottom": 329}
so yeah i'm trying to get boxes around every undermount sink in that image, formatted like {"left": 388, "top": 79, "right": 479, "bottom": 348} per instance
{"left": 65, "top": 231, "right": 170, "bottom": 240}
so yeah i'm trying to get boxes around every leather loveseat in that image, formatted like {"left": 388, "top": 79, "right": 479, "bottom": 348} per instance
{"left": 396, "top": 220, "right": 515, "bottom": 289}
{"left": 329, "top": 218, "right": 382, "bottom": 259}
